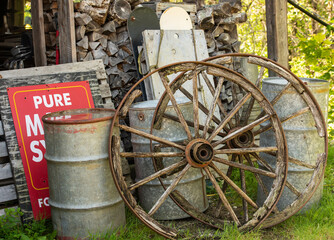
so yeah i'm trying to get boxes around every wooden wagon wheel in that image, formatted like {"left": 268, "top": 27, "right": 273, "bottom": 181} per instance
{"left": 109, "top": 61, "right": 288, "bottom": 239}
{"left": 204, "top": 53, "right": 328, "bottom": 228}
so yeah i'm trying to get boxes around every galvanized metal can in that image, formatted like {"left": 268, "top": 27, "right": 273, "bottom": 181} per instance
{"left": 129, "top": 99, "right": 208, "bottom": 220}
{"left": 258, "top": 78, "right": 329, "bottom": 211}
{"left": 43, "top": 108, "right": 125, "bottom": 239}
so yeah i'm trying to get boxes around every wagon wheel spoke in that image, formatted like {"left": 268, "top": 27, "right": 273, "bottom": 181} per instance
{"left": 192, "top": 71, "right": 200, "bottom": 138}
{"left": 209, "top": 162, "right": 258, "bottom": 209}
{"left": 212, "top": 114, "right": 271, "bottom": 147}
{"left": 213, "top": 156, "right": 276, "bottom": 178}
{"left": 208, "top": 93, "right": 252, "bottom": 142}
{"left": 163, "top": 113, "right": 227, "bottom": 138}
{"left": 231, "top": 83, "right": 241, "bottom": 126}
{"left": 204, "top": 166, "right": 241, "bottom": 226}
{"left": 159, "top": 72, "right": 193, "bottom": 140}
{"left": 252, "top": 145, "right": 316, "bottom": 169}
{"left": 238, "top": 155, "right": 248, "bottom": 222}
{"left": 119, "top": 124, "right": 185, "bottom": 150}
{"left": 148, "top": 164, "right": 191, "bottom": 216}
{"left": 128, "top": 160, "right": 187, "bottom": 191}
{"left": 215, "top": 146, "right": 278, "bottom": 155}
{"left": 200, "top": 71, "right": 230, "bottom": 124}
{"left": 250, "top": 152, "right": 302, "bottom": 198}
{"left": 120, "top": 152, "right": 185, "bottom": 158}
{"left": 243, "top": 154, "right": 280, "bottom": 214}
{"left": 179, "top": 86, "right": 223, "bottom": 128}
{"left": 241, "top": 66, "right": 265, "bottom": 125}
{"left": 203, "top": 77, "right": 224, "bottom": 138}
{"left": 254, "top": 107, "right": 310, "bottom": 136}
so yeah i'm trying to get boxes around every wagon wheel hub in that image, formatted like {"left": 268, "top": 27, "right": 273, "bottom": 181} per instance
{"left": 185, "top": 139, "right": 214, "bottom": 167}
{"left": 227, "top": 128, "right": 255, "bottom": 149}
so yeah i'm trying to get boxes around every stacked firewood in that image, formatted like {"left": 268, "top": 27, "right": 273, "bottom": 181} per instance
{"left": 196, "top": 1, "right": 246, "bottom": 56}
{"left": 43, "top": 0, "right": 58, "bottom": 64}
{"left": 195, "top": 1, "right": 247, "bottom": 112}
{"left": 73, "top": 0, "right": 140, "bottom": 108}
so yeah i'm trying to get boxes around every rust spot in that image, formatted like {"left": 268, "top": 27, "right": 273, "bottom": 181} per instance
{"left": 0, "top": 75, "right": 2, "bottom": 79}
{"left": 131, "top": 16, "right": 135, "bottom": 21}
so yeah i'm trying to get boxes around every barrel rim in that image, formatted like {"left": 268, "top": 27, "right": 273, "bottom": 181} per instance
{"left": 263, "top": 77, "right": 329, "bottom": 86}
{"left": 129, "top": 98, "right": 191, "bottom": 111}
{"left": 42, "top": 108, "right": 116, "bottom": 125}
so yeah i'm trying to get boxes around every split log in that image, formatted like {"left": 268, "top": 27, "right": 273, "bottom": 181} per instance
{"left": 88, "top": 32, "right": 103, "bottom": 42}
{"left": 89, "top": 41, "right": 100, "bottom": 50}
{"left": 108, "top": 0, "right": 131, "bottom": 24}
{"left": 86, "top": 20, "right": 101, "bottom": 32}
{"left": 74, "top": 12, "right": 92, "bottom": 26}
{"left": 75, "top": 25, "right": 86, "bottom": 41}
{"left": 102, "top": 21, "right": 117, "bottom": 34}
{"left": 92, "top": 46, "right": 108, "bottom": 59}
{"left": 83, "top": 51, "right": 94, "bottom": 61}
{"left": 107, "top": 41, "right": 118, "bottom": 56}
{"left": 197, "top": 8, "right": 214, "bottom": 30}
{"left": 218, "top": 12, "right": 247, "bottom": 25}
{"left": 99, "top": 37, "right": 108, "bottom": 49}
{"left": 76, "top": 0, "right": 111, "bottom": 25}
{"left": 77, "top": 35, "right": 89, "bottom": 49}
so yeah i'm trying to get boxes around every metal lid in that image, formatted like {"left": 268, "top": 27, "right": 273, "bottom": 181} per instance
{"left": 42, "top": 108, "right": 116, "bottom": 124}
{"left": 130, "top": 97, "right": 190, "bottom": 110}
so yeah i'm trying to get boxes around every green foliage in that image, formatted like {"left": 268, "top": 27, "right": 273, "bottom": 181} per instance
{"left": 0, "top": 208, "right": 56, "bottom": 240}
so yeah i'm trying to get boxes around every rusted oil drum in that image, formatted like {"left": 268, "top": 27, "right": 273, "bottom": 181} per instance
{"left": 129, "top": 99, "right": 208, "bottom": 220}
{"left": 258, "top": 78, "right": 329, "bottom": 211}
{"left": 42, "top": 108, "right": 125, "bottom": 239}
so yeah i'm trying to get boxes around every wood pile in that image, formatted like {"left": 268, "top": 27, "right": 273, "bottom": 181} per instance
{"left": 73, "top": 0, "right": 140, "bottom": 108}
{"left": 43, "top": 0, "right": 58, "bottom": 64}
{"left": 195, "top": 0, "right": 247, "bottom": 112}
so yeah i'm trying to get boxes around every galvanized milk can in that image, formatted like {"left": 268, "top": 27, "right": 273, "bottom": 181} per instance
{"left": 129, "top": 99, "right": 208, "bottom": 220}
{"left": 43, "top": 108, "right": 125, "bottom": 239}
{"left": 258, "top": 77, "right": 329, "bottom": 211}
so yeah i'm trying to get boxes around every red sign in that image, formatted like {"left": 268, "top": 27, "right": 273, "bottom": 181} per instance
{"left": 7, "top": 81, "right": 95, "bottom": 219}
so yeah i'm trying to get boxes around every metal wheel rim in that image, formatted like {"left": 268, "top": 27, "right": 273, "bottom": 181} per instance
{"left": 204, "top": 53, "right": 328, "bottom": 228}
{"left": 109, "top": 60, "right": 289, "bottom": 238}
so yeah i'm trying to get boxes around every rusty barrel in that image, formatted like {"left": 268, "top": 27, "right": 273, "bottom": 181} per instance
{"left": 129, "top": 99, "right": 208, "bottom": 220}
{"left": 258, "top": 77, "right": 329, "bottom": 211}
{"left": 43, "top": 108, "right": 125, "bottom": 239}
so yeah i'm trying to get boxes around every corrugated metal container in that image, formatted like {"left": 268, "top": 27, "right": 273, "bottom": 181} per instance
{"left": 129, "top": 99, "right": 208, "bottom": 220}
{"left": 257, "top": 78, "right": 329, "bottom": 211}
{"left": 43, "top": 108, "right": 125, "bottom": 239}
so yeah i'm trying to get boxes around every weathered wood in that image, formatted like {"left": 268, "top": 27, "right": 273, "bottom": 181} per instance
{"left": 215, "top": 146, "right": 278, "bottom": 155}
{"left": 208, "top": 93, "right": 251, "bottom": 142}
{"left": 31, "top": 0, "right": 47, "bottom": 66}
{"left": 74, "top": 12, "right": 93, "bottom": 26}
{"left": 0, "top": 185, "right": 17, "bottom": 202}
{"left": 119, "top": 89, "right": 142, "bottom": 118}
{"left": 128, "top": 160, "right": 187, "bottom": 191}
{"left": 204, "top": 166, "right": 240, "bottom": 225}
{"left": 119, "top": 124, "right": 185, "bottom": 151}
{"left": 103, "top": 21, "right": 117, "bottom": 34}
{"left": 109, "top": 0, "right": 131, "bottom": 24}
{"left": 75, "top": 25, "right": 86, "bottom": 41}
{"left": 0, "top": 163, "right": 12, "bottom": 181}
{"left": 148, "top": 164, "right": 191, "bottom": 216}
{"left": 213, "top": 156, "right": 277, "bottom": 178}
{"left": 88, "top": 32, "right": 103, "bottom": 42}
{"left": 58, "top": 0, "right": 77, "bottom": 63}
{"left": 76, "top": 35, "right": 88, "bottom": 49}
{"left": 210, "top": 162, "right": 257, "bottom": 209}
{"left": 0, "top": 141, "right": 8, "bottom": 158}
{"left": 77, "top": 0, "right": 111, "bottom": 25}
{"left": 265, "top": 0, "right": 288, "bottom": 69}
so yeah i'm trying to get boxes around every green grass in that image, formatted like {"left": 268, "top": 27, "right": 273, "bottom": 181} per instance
{"left": 1, "top": 146, "right": 334, "bottom": 240}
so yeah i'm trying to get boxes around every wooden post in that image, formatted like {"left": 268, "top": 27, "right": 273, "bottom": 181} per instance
{"left": 58, "top": 0, "right": 77, "bottom": 63}
{"left": 31, "top": 0, "right": 47, "bottom": 66}
{"left": 265, "top": 0, "right": 289, "bottom": 74}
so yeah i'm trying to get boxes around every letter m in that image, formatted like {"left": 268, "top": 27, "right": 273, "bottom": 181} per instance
{"left": 25, "top": 114, "right": 44, "bottom": 137}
